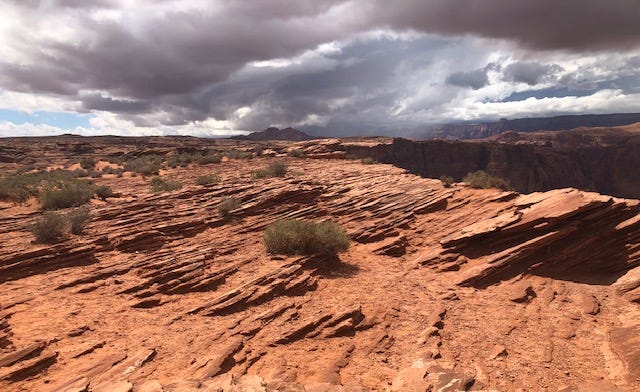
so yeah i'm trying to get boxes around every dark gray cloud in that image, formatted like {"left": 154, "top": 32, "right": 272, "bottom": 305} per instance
{"left": 504, "top": 62, "right": 563, "bottom": 86}
{"left": 446, "top": 66, "right": 492, "bottom": 90}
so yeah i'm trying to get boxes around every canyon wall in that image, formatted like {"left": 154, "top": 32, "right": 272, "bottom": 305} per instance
{"left": 346, "top": 138, "right": 640, "bottom": 198}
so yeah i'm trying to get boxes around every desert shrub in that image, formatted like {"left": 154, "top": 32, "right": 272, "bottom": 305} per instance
{"left": 167, "top": 152, "right": 222, "bottom": 168}
{"left": 28, "top": 212, "right": 69, "bottom": 243}
{"left": 440, "top": 175, "right": 454, "bottom": 188}
{"left": 264, "top": 219, "right": 350, "bottom": 256}
{"left": 195, "top": 152, "right": 222, "bottom": 165}
{"left": 463, "top": 170, "right": 511, "bottom": 191}
{"left": 67, "top": 206, "right": 91, "bottom": 235}
{"left": 218, "top": 196, "right": 240, "bottom": 218}
{"left": 39, "top": 180, "right": 95, "bottom": 210}
{"left": 94, "top": 185, "right": 114, "bottom": 201}
{"left": 360, "top": 157, "right": 377, "bottom": 164}
{"left": 255, "top": 145, "right": 265, "bottom": 156}
{"left": 254, "top": 161, "right": 287, "bottom": 179}
{"left": 72, "top": 169, "right": 89, "bottom": 178}
{"left": 88, "top": 170, "right": 103, "bottom": 178}
{"left": 79, "top": 157, "right": 96, "bottom": 170}
{"left": 0, "top": 170, "right": 86, "bottom": 204}
{"left": 124, "top": 155, "right": 162, "bottom": 176}
{"left": 197, "top": 174, "right": 221, "bottom": 186}
{"left": 224, "top": 149, "right": 252, "bottom": 160}
{"left": 287, "top": 149, "right": 305, "bottom": 158}
{"left": 150, "top": 177, "right": 182, "bottom": 193}
{"left": 101, "top": 166, "right": 124, "bottom": 176}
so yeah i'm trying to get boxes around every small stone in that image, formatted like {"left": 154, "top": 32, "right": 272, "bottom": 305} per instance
{"left": 489, "top": 344, "right": 508, "bottom": 359}
{"left": 509, "top": 283, "right": 536, "bottom": 303}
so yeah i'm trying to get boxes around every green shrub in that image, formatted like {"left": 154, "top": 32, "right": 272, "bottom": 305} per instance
{"left": 150, "top": 177, "right": 182, "bottom": 193}
{"left": 101, "top": 166, "right": 124, "bottom": 176}
{"left": 264, "top": 219, "right": 350, "bottom": 256}
{"left": 167, "top": 152, "right": 222, "bottom": 168}
{"left": 218, "top": 196, "right": 240, "bottom": 218}
{"left": 39, "top": 180, "right": 94, "bottom": 210}
{"left": 253, "top": 161, "right": 287, "bottom": 179}
{"left": 124, "top": 155, "right": 162, "bottom": 176}
{"left": 463, "top": 170, "right": 511, "bottom": 191}
{"left": 0, "top": 170, "right": 89, "bottom": 204}
{"left": 79, "top": 157, "right": 96, "bottom": 170}
{"left": 28, "top": 212, "right": 69, "bottom": 244}
{"left": 67, "top": 207, "right": 91, "bottom": 235}
{"left": 440, "top": 175, "right": 454, "bottom": 188}
{"left": 94, "top": 185, "right": 114, "bottom": 201}
{"left": 197, "top": 174, "right": 221, "bottom": 186}
{"left": 224, "top": 149, "right": 252, "bottom": 160}
{"left": 287, "top": 149, "right": 305, "bottom": 158}
{"left": 195, "top": 152, "right": 222, "bottom": 165}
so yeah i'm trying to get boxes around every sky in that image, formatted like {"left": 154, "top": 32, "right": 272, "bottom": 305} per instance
{"left": 1, "top": 1, "right": 640, "bottom": 137}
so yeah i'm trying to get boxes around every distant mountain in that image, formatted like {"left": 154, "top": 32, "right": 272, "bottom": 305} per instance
{"left": 236, "top": 127, "right": 314, "bottom": 141}
{"left": 414, "top": 113, "right": 640, "bottom": 140}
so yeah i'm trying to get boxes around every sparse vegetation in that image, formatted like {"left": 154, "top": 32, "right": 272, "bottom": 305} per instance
{"left": 79, "top": 157, "right": 96, "bottom": 170}
{"left": 253, "top": 161, "right": 288, "bottom": 179}
{"left": 124, "top": 155, "right": 162, "bottom": 176}
{"left": 197, "top": 174, "right": 221, "bottom": 186}
{"left": 224, "top": 149, "right": 252, "bottom": 160}
{"left": 39, "top": 179, "right": 95, "bottom": 210}
{"left": 218, "top": 196, "right": 240, "bottom": 218}
{"left": 463, "top": 170, "right": 511, "bottom": 191}
{"left": 67, "top": 207, "right": 91, "bottom": 235}
{"left": 94, "top": 185, "right": 114, "bottom": 201}
{"left": 167, "top": 151, "right": 222, "bottom": 168}
{"left": 28, "top": 211, "right": 69, "bottom": 243}
{"left": 264, "top": 219, "right": 350, "bottom": 256}
{"left": 150, "top": 177, "right": 182, "bottom": 193}
{"left": 440, "top": 175, "right": 454, "bottom": 188}
{"left": 287, "top": 149, "right": 305, "bottom": 158}
{"left": 0, "top": 169, "right": 96, "bottom": 205}
{"left": 28, "top": 207, "right": 92, "bottom": 243}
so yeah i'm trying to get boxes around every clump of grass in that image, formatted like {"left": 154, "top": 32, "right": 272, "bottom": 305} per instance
{"left": 101, "top": 166, "right": 124, "bottom": 176}
{"left": 224, "top": 149, "right": 252, "bottom": 160}
{"left": 287, "top": 149, "right": 305, "bottom": 158}
{"left": 150, "top": 177, "right": 182, "bottom": 193}
{"left": 195, "top": 152, "right": 222, "bottom": 165}
{"left": 67, "top": 206, "right": 91, "bottom": 235}
{"left": 28, "top": 212, "right": 69, "bottom": 243}
{"left": 94, "top": 185, "right": 114, "bottom": 201}
{"left": 440, "top": 175, "right": 454, "bottom": 188}
{"left": 218, "top": 196, "right": 240, "bottom": 218}
{"left": 124, "top": 155, "right": 162, "bottom": 176}
{"left": 167, "top": 151, "right": 223, "bottom": 168}
{"left": 0, "top": 169, "right": 94, "bottom": 205}
{"left": 39, "top": 180, "right": 95, "bottom": 210}
{"left": 264, "top": 219, "right": 350, "bottom": 256}
{"left": 79, "top": 157, "right": 96, "bottom": 170}
{"left": 197, "top": 174, "right": 221, "bottom": 186}
{"left": 253, "top": 161, "right": 288, "bottom": 179}
{"left": 463, "top": 170, "right": 511, "bottom": 191}
{"left": 28, "top": 207, "right": 92, "bottom": 243}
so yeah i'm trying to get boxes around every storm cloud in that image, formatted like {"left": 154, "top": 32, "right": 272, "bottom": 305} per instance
{"left": 0, "top": 0, "right": 639, "bottom": 136}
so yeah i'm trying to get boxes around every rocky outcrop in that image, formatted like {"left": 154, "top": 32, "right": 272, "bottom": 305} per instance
{"left": 347, "top": 136, "right": 640, "bottom": 198}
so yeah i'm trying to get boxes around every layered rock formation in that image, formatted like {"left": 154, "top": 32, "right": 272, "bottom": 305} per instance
{"left": 346, "top": 125, "right": 640, "bottom": 198}
{"left": 0, "top": 136, "right": 639, "bottom": 391}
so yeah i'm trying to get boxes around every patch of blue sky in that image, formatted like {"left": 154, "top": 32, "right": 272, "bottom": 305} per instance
{"left": 0, "top": 109, "right": 93, "bottom": 129}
